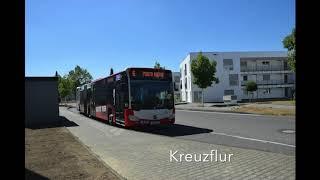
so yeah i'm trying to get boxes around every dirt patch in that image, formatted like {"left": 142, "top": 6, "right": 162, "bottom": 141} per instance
{"left": 270, "top": 100, "right": 295, "bottom": 106}
{"left": 255, "top": 100, "right": 295, "bottom": 106}
{"left": 232, "top": 106, "right": 295, "bottom": 116}
{"left": 25, "top": 127, "right": 122, "bottom": 180}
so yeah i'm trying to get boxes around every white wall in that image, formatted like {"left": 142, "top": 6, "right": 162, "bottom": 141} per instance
{"left": 189, "top": 52, "right": 243, "bottom": 102}
{"left": 25, "top": 77, "right": 60, "bottom": 126}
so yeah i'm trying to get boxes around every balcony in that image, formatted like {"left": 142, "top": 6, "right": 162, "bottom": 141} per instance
{"left": 241, "top": 65, "right": 290, "bottom": 72}
{"left": 241, "top": 79, "right": 295, "bottom": 86}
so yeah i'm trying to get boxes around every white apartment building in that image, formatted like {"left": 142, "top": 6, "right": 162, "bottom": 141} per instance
{"left": 179, "top": 51, "right": 295, "bottom": 103}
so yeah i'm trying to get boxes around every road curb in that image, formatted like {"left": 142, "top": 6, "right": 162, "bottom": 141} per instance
{"left": 64, "top": 104, "right": 294, "bottom": 117}
{"left": 64, "top": 127, "right": 126, "bottom": 180}
{"left": 59, "top": 104, "right": 76, "bottom": 108}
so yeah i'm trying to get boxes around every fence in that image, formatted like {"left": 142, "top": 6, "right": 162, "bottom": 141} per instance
{"left": 241, "top": 65, "right": 290, "bottom": 72}
{"left": 241, "top": 79, "right": 295, "bottom": 86}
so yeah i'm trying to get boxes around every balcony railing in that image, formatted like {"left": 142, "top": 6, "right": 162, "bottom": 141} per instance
{"left": 241, "top": 79, "right": 295, "bottom": 86}
{"left": 241, "top": 65, "right": 290, "bottom": 72}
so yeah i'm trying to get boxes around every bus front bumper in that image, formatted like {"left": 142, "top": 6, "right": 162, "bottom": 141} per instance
{"left": 125, "top": 118, "right": 175, "bottom": 127}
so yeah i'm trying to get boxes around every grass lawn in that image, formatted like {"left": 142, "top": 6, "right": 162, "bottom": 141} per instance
{"left": 233, "top": 106, "right": 295, "bottom": 116}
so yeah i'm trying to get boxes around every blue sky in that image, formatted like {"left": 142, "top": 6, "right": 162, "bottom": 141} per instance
{"left": 26, "top": 0, "right": 295, "bottom": 79}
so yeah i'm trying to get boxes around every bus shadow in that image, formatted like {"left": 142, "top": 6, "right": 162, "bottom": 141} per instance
{"left": 73, "top": 109, "right": 213, "bottom": 137}
{"left": 130, "top": 124, "right": 213, "bottom": 137}
{"left": 25, "top": 168, "right": 50, "bottom": 180}
{"left": 26, "top": 116, "right": 79, "bottom": 129}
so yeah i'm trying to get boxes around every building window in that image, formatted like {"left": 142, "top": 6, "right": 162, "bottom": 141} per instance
{"left": 240, "top": 61, "right": 247, "bottom": 67}
{"left": 263, "top": 74, "right": 270, "bottom": 81}
{"left": 173, "top": 81, "right": 178, "bottom": 91}
{"left": 193, "top": 91, "right": 202, "bottom": 102}
{"left": 263, "top": 88, "right": 271, "bottom": 94}
{"left": 284, "top": 74, "right": 288, "bottom": 83}
{"left": 284, "top": 61, "right": 288, "bottom": 70}
{"left": 180, "top": 80, "right": 182, "bottom": 89}
{"left": 229, "top": 74, "right": 239, "bottom": 86}
{"left": 184, "top": 64, "right": 187, "bottom": 76}
{"left": 243, "top": 75, "right": 248, "bottom": 81}
{"left": 262, "top": 61, "right": 270, "bottom": 65}
{"left": 185, "top": 77, "right": 187, "bottom": 89}
{"left": 243, "top": 89, "right": 248, "bottom": 95}
{"left": 224, "top": 89, "right": 234, "bottom": 96}
{"left": 223, "top": 59, "right": 233, "bottom": 70}
{"left": 174, "top": 76, "right": 180, "bottom": 82}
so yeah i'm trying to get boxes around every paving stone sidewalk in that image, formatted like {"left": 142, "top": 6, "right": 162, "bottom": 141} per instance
{"left": 61, "top": 107, "right": 295, "bottom": 180}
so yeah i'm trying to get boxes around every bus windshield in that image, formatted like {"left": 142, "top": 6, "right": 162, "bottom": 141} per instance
{"left": 130, "top": 80, "right": 174, "bottom": 110}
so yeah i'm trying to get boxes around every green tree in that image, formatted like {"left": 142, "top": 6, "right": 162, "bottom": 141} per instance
{"left": 154, "top": 61, "right": 165, "bottom": 69}
{"left": 56, "top": 71, "right": 61, "bottom": 102}
{"left": 191, "top": 52, "right": 219, "bottom": 106}
{"left": 245, "top": 81, "right": 258, "bottom": 102}
{"left": 154, "top": 61, "right": 161, "bottom": 68}
{"left": 58, "top": 75, "right": 73, "bottom": 104}
{"left": 282, "top": 28, "right": 295, "bottom": 72}
{"left": 67, "top": 65, "right": 93, "bottom": 98}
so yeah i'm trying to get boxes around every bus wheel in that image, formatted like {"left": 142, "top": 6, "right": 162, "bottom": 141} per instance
{"left": 108, "top": 114, "right": 114, "bottom": 125}
{"left": 88, "top": 108, "right": 90, "bottom": 117}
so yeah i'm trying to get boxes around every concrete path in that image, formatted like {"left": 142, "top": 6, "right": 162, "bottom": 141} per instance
{"left": 60, "top": 107, "right": 295, "bottom": 180}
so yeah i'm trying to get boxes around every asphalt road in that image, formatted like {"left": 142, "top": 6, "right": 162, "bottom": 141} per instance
{"left": 68, "top": 107, "right": 295, "bottom": 155}
{"left": 173, "top": 110, "right": 295, "bottom": 155}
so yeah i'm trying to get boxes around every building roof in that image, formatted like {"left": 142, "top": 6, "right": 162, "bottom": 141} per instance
{"left": 180, "top": 51, "right": 288, "bottom": 64}
{"left": 188, "top": 50, "right": 287, "bottom": 54}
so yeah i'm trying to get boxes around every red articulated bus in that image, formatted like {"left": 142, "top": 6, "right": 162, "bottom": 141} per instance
{"left": 76, "top": 67, "right": 175, "bottom": 127}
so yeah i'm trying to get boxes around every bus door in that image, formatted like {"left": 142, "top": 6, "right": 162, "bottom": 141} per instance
{"left": 90, "top": 86, "right": 95, "bottom": 116}
{"left": 87, "top": 86, "right": 92, "bottom": 116}
{"left": 114, "top": 83, "right": 128, "bottom": 123}
{"left": 83, "top": 85, "right": 88, "bottom": 114}
{"left": 114, "top": 87, "right": 123, "bottom": 122}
